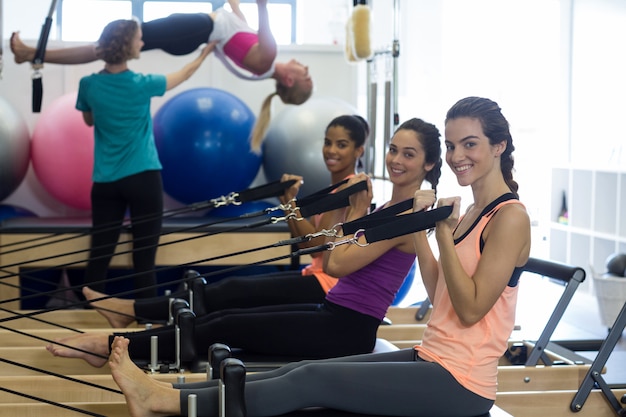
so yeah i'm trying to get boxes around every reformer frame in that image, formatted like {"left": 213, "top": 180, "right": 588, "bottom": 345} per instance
{"left": 570, "top": 301, "right": 626, "bottom": 416}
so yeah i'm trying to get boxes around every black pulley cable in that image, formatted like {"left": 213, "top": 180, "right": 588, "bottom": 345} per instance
{"left": 31, "top": 0, "right": 57, "bottom": 113}
{"left": 0, "top": 191, "right": 336, "bottom": 331}
{"left": 0, "top": 181, "right": 372, "bottom": 325}
{"left": 7, "top": 199, "right": 420, "bottom": 318}
{"left": 0, "top": 385, "right": 107, "bottom": 417}
{"left": 0, "top": 208, "right": 451, "bottom": 360}
{"left": 0, "top": 268, "right": 143, "bottom": 329}
{"left": 0, "top": 202, "right": 201, "bottom": 254}
{"left": 0, "top": 180, "right": 360, "bottom": 284}
{"left": 0, "top": 302, "right": 87, "bottom": 333}
{"left": 0, "top": 323, "right": 105, "bottom": 360}
{"left": 0, "top": 357, "right": 120, "bottom": 394}
{"left": 0, "top": 179, "right": 297, "bottom": 255}
{"left": 0, "top": 214, "right": 299, "bottom": 309}
{"left": 0, "top": 200, "right": 292, "bottom": 280}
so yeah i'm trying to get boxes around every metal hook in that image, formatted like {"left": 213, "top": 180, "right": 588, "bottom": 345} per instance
{"left": 326, "top": 229, "right": 368, "bottom": 250}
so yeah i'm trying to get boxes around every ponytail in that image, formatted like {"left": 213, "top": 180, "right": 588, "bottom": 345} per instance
{"left": 250, "top": 92, "right": 277, "bottom": 153}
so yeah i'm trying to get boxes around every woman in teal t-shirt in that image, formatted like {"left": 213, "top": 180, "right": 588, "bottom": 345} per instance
{"left": 76, "top": 18, "right": 213, "bottom": 298}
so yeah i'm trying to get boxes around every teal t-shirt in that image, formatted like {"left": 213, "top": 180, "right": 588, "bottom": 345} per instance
{"left": 76, "top": 70, "right": 167, "bottom": 182}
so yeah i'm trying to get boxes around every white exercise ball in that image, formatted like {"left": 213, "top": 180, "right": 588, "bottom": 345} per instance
{"left": 262, "top": 96, "right": 358, "bottom": 198}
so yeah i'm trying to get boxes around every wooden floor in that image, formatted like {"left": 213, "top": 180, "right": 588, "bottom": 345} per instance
{"left": 0, "top": 273, "right": 624, "bottom": 416}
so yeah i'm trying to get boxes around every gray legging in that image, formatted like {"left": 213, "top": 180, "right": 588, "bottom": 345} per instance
{"left": 176, "top": 349, "right": 493, "bottom": 417}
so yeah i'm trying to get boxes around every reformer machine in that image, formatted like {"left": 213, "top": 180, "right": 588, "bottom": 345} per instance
{"left": 571, "top": 301, "right": 626, "bottom": 416}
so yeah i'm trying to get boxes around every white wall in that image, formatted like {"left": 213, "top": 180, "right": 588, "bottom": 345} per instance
{"left": 0, "top": 27, "right": 358, "bottom": 216}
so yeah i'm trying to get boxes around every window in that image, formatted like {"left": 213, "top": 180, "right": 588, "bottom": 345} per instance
{"left": 61, "top": 0, "right": 132, "bottom": 41}
{"left": 55, "top": 0, "right": 296, "bottom": 43}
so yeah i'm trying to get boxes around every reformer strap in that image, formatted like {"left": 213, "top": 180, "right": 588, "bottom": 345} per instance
{"left": 363, "top": 206, "right": 453, "bottom": 243}
{"left": 294, "top": 206, "right": 452, "bottom": 257}
{"left": 297, "top": 179, "right": 349, "bottom": 207}
{"left": 236, "top": 179, "right": 297, "bottom": 203}
{"left": 342, "top": 198, "right": 414, "bottom": 235}
{"left": 32, "top": 0, "right": 57, "bottom": 113}
{"left": 299, "top": 180, "right": 369, "bottom": 218}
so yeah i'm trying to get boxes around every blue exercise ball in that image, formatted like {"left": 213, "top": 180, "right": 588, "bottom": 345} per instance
{"left": 0, "top": 204, "right": 37, "bottom": 224}
{"left": 262, "top": 96, "right": 359, "bottom": 198}
{"left": 392, "top": 260, "right": 416, "bottom": 306}
{"left": 0, "top": 98, "right": 31, "bottom": 201}
{"left": 154, "top": 88, "right": 262, "bottom": 205}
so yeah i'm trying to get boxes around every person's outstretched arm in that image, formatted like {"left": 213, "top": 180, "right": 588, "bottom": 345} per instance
{"left": 165, "top": 42, "right": 215, "bottom": 91}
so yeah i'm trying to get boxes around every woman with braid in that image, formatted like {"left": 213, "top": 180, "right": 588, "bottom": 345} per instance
{"left": 106, "top": 96, "right": 530, "bottom": 417}
{"left": 46, "top": 117, "right": 442, "bottom": 367}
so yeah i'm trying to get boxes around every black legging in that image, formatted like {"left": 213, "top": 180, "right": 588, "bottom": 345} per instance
{"left": 113, "top": 300, "right": 380, "bottom": 361}
{"left": 134, "top": 271, "right": 327, "bottom": 322}
{"left": 141, "top": 13, "right": 214, "bottom": 56}
{"left": 85, "top": 170, "right": 163, "bottom": 298}
{"left": 175, "top": 349, "right": 494, "bottom": 417}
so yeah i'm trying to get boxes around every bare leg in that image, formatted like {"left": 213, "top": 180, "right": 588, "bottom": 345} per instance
{"left": 10, "top": 31, "right": 99, "bottom": 64}
{"left": 228, "top": 0, "right": 246, "bottom": 22}
{"left": 46, "top": 332, "right": 110, "bottom": 368}
{"left": 110, "top": 336, "right": 181, "bottom": 417}
{"left": 83, "top": 286, "right": 136, "bottom": 328}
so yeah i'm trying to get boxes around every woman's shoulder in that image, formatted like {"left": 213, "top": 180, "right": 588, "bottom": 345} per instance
{"left": 487, "top": 202, "right": 530, "bottom": 242}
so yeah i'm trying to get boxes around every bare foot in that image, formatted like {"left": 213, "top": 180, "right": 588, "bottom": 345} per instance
{"left": 10, "top": 32, "right": 36, "bottom": 63}
{"left": 109, "top": 336, "right": 180, "bottom": 417}
{"left": 46, "top": 332, "right": 110, "bottom": 368}
{"left": 83, "top": 286, "right": 136, "bottom": 328}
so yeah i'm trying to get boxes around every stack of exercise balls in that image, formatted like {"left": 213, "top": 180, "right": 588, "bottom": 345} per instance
{"left": 31, "top": 92, "right": 94, "bottom": 211}
{"left": 30, "top": 88, "right": 262, "bottom": 211}
{"left": 593, "top": 252, "right": 626, "bottom": 329}
{"left": 262, "top": 95, "right": 359, "bottom": 198}
{"left": 154, "top": 87, "right": 261, "bottom": 205}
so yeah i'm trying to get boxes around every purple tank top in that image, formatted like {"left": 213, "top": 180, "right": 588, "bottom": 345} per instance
{"left": 326, "top": 247, "right": 416, "bottom": 320}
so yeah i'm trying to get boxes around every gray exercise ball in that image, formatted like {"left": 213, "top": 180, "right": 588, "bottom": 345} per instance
{"left": 0, "top": 98, "right": 31, "bottom": 201}
{"left": 262, "top": 95, "right": 358, "bottom": 198}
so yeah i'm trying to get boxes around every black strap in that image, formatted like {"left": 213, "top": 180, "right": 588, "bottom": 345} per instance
{"left": 342, "top": 198, "right": 414, "bottom": 235}
{"left": 363, "top": 206, "right": 453, "bottom": 243}
{"left": 32, "top": 77, "right": 43, "bottom": 112}
{"left": 31, "top": 0, "right": 57, "bottom": 113}
{"left": 297, "top": 179, "right": 349, "bottom": 207}
{"left": 299, "top": 180, "right": 368, "bottom": 218}
{"left": 236, "top": 179, "right": 297, "bottom": 203}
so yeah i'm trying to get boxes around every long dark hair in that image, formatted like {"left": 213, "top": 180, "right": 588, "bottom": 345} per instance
{"left": 394, "top": 118, "right": 442, "bottom": 191}
{"left": 445, "top": 97, "right": 518, "bottom": 197}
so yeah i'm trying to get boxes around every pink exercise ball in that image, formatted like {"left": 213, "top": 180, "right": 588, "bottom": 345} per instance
{"left": 31, "top": 92, "right": 94, "bottom": 211}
